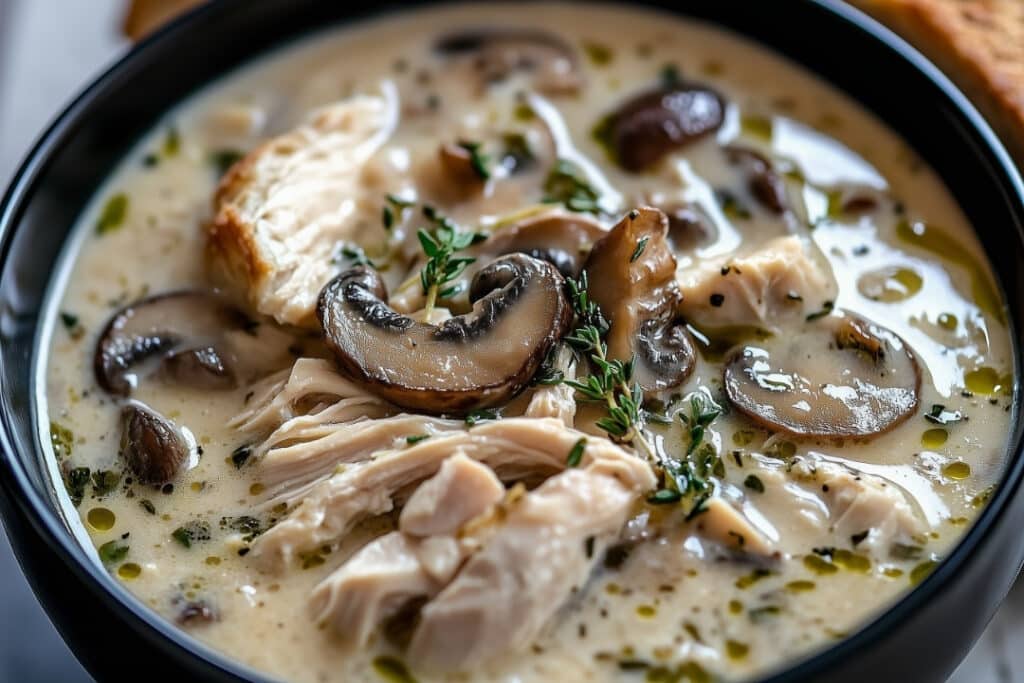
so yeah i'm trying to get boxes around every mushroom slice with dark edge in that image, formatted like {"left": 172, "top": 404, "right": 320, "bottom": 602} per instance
{"left": 603, "top": 83, "right": 726, "bottom": 172}
{"left": 120, "top": 402, "right": 194, "bottom": 484}
{"left": 486, "top": 210, "right": 606, "bottom": 278}
{"left": 724, "top": 146, "right": 788, "bottom": 214}
{"left": 318, "top": 254, "right": 571, "bottom": 414}
{"left": 94, "top": 291, "right": 246, "bottom": 396}
{"left": 582, "top": 207, "right": 695, "bottom": 393}
{"left": 434, "top": 28, "right": 583, "bottom": 95}
{"left": 724, "top": 311, "right": 921, "bottom": 439}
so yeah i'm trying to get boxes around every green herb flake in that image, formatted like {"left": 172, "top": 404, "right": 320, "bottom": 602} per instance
{"left": 95, "top": 193, "right": 129, "bottom": 235}
{"left": 63, "top": 466, "right": 91, "bottom": 507}
{"left": 647, "top": 488, "right": 683, "bottom": 505}
{"left": 98, "top": 540, "right": 129, "bottom": 565}
{"left": 209, "top": 149, "right": 244, "bottom": 176}
{"left": 162, "top": 126, "right": 181, "bottom": 157}
{"left": 220, "top": 515, "right": 264, "bottom": 543}
{"left": 406, "top": 434, "right": 430, "bottom": 445}
{"left": 500, "top": 132, "right": 535, "bottom": 172}
{"left": 140, "top": 499, "right": 157, "bottom": 515}
{"left": 50, "top": 422, "right": 75, "bottom": 459}
{"left": 91, "top": 469, "right": 121, "bottom": 497}
{"left": 734, "top": 568, "right": 773, "bottom": 589}
{"left": 630, "top": 236, "right": 649, "bottom": 263}
{"left": 172, "top": 521, "right": 211, "bottom": 549}
{"left": 566, "top": 438, "right": 587, "bottom": 468}
{"left": 456, "top": 140, "right": 491, "bottom": 181}
{"left": 743, "top": 474, "right": 765, "bottom": 493}
{"left": 805, "top": 300, "right": 835, "bottom": 322}
{"left": 659, "top": 63, "right": 681, "bottom": 87}
{"left": 582, "top": 41, "right": 614, "bottom": 66}
{"left": 372, "top": 655, "right": 417, "bottom": 683}
{"left": 417, "top": 207, "right": 486, "bottom": 315}
{"left": 464, "top": 409, "right": 499, "bottom": 427}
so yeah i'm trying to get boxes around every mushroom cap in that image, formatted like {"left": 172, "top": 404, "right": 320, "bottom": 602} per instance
{"left": 434, "top": 28, "right": 583, "bottom": 95}
{"left": 318, "top": 254, "right": 571, "bottom": 414}
{"left": 607, "top": 84, "right": 726, "bottom": 172}
{"left": 94, "top": 291, "right": 244, "bottom": 396}
{"left": 486, "top": 210, "right": 606, "bottom": 278}
{"left": 724, "top": 146, "right": 788, "bottom": 214}
{"left": 120, "top": 402, "right": 191, "bottom": 484}
{"left": 583, "top": 207, "right": 695, "bottom": 393}
{"left": 724, "top": 312, "right": 921, "bottom": 439}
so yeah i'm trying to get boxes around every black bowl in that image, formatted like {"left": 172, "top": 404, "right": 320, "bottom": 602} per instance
{"left": 2, "top": 1, "right": 1023, "bottom": 681}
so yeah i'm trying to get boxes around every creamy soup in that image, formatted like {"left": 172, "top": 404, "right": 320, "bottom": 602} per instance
{"left": 39, "top": 4, "right": 1013, "bottom": 682}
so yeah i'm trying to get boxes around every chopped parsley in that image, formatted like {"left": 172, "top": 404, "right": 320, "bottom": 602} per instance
{"left": 172, "top": 521, "right": 211, "bottom": 549}
{"left": 98, "top": 540, "right": 129, "bottom": 565}
{"left": 95, "top": 193, "right": 128, "bottom": 235}
{"left": 91, "top": 470, "right": 121, "bottom": 497}
{"left": 50, "top": 421, "right": 74, "bottom": 459}
{"left": 64, "top": 466, "right": 91, "bottom": 507}
{"left": 743, "top": 474, "right": 765, "bottom": 493}
{"left": 464, "top": 409, "right": 499, "bottom": 427}
{"left": 805, "top": 300, "right": 835, "bottom": 322}
{"left": 405, "top": 434, "right": 430, "bottom": 445}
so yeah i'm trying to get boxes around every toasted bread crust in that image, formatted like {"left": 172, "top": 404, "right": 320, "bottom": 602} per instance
{"left": 850, "top": 0, "right": 1024, "bottom": 166}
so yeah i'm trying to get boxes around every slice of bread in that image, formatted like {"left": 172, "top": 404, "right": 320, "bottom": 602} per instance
{"left": 849, "top": 0, "right": 1024, "bottom": 167}
{"left": 122, "top": 0, "right": 206, "bottom": 40}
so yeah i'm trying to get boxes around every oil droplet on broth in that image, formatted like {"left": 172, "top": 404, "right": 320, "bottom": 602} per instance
{"left": 964, "top": 367, "right": 1008, "bottom": 396}
{"left": 87, "top": 507, "right": 116, "bottom": 531}
{"left": 857, "top": 266, "right": 922, "bottom": 303}
{"left": 922, "top": 428, "right": 948, "bottom": 449}
{"left": 943, "top": 461, "right": 971, "bottom": 480}
{"left": 118, "top": 562, "right": 141, "bottom": 579}
{"left": 937, "top": 313, "right": 958, "bottom": 331}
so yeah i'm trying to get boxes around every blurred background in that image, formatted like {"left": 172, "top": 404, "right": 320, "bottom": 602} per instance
{"left": 0, "top": 1, "right": 1022, "bottom": 681}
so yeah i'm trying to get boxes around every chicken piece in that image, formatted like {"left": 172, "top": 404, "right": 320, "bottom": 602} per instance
{"left": 407, "top": 450, "right": 655, "bottom": 671}
{"left": 308, "top": 455, "right": 504, "bottom": 644}
{"left": 252, "top": 418, "right": 636, "bottom": 571}
{"left": 677, "top": 235, "right": 836, "bottom": 332}
{"left": 400, "top": 454, "right": 505, "bottom": 537}
{"left": 230, "top": 358, "right": 389, "bottom": 436}
{"left": 207, "top": 85, "right": 399, "bottom": 326}
{"left": 690, "top": 497, "right": 775, "bottom": 556}
{"left": 259, "top": 414, "right": 464, "bottom": 502}
{"left": 524, "top": 346, "right": 577, "bottom": 427}
{"left": 791, "top": 459, "right": 926, "bottom": 554}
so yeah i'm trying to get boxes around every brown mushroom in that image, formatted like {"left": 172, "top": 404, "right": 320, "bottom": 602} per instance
{"left": 660, "top": 203, "right": 717, "bottom": 251}
{"left": 94, "top": 291, "right": 245, "bottom": 396}
{"left": 724, "top": 311, "right": 921, "bottom": 439}
{"left": 486, "top": 210, "right": 606, "bottom": 278}
{"left": 604, "top": 84, "right": 726, "bottom": 172}
{"left": 438, "top": 142, "right": 487, "bottom": 195}
{"left": 120, "top": 402, "right": 193, "bottom": 484}
{"left": 435, "top": 29, "right": 582, "bottom": 95}
{"left": 724, "top": 146, "right": 787, "bottom": 214}
{"left": 318, "top": 254, "right": 571, "bottom": 414}
{"left": 582, "top": 207, "right": 695, "bottom": 393}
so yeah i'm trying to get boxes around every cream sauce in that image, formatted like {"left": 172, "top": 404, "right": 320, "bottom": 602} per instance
{"left": 39, "top": 4, "right": 1012, "bottom": 682}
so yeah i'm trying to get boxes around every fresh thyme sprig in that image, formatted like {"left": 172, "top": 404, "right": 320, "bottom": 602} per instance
{"left": 417, "top": 206, "right": 486, "bottom": 317}
{"left": 647, "top": 392, "right": 723, "bottom": 518}
{"left": 564, "top": 272, "right": 644, "bottom": 443}
{"left": 543, "top": 159, "right": 602, "bottom": 214}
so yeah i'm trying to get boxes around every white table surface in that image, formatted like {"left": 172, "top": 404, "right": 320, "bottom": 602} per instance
{"left": 0, "top": 1, "right": 1019, "bottom": 680}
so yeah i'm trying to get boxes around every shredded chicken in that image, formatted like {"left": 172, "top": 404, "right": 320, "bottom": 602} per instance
{"left": 407, "top": 449, "right": 655, "bottom": 671}
{"left": 676, "top": 235, "right": 836, "bottom": 331}
{"left": 207, "top": 83, "right": 399, "bottom": 325}
{"left": 690, "top": 497, "right": 775, "bottom": 556}
{"left": 790, "top": 458, "right": 926, "bottom": 553}
{"left": 308, "top": 455, "right": 504, "bottom": 644}
{"left": 251, "top": 419, "right": 644, "bottom": 571}
{"left": 524, "top": 346, "right": 577, "bottom": 427}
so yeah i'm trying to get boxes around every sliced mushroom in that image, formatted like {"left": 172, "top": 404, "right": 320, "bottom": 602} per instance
{"left": 604, "top": 83, "right": 726, "bottom": 172}
{"left": 435, "top": 29, "right": 582, "bottom": 95}
{"left": 486, "top": 210, "right": 606, "bottom": 278}
{"left": 318, "top": 254, "right": 571, "bottom": 414}
{"left": 724, "top": 146, "right": 787, "bottom": 214}
{"left": 94, "top": 291, "right": 244, "bottom": 396}
{"left": 582, "top": 208, "right": 695, "bottom": 393}
{"left": 660, "top": 202, "right": 717, "bottom": 251}
{"left": 724, "top": 312, "right": 921, "bottom": 439}
{"left": 120, "top": 402, "right": 192, "bottom": 484}
{"left": 438, "top": 142, "right": 486, "bottom": 195}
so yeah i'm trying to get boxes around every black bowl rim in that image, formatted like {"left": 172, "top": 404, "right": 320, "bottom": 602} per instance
{"left": 1, "top": 1, "right": 1023, "bottom": 681}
